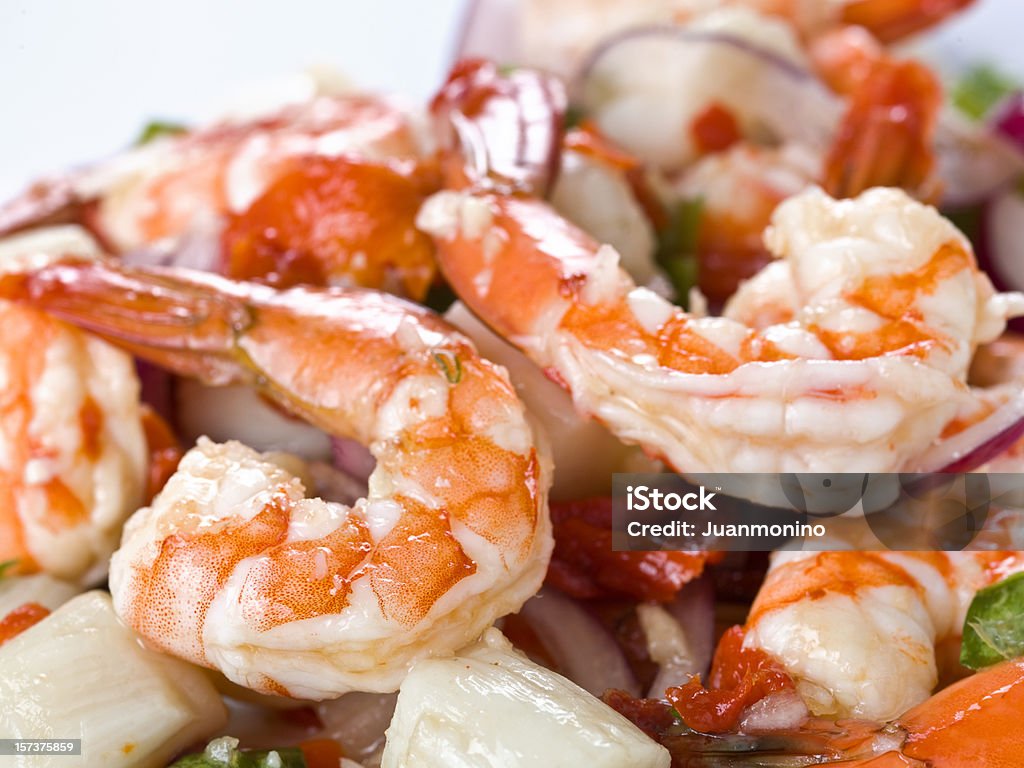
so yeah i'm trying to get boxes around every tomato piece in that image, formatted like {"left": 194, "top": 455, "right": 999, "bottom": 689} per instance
{"left": 690, "top": 103, "right": 741, "bottom": 155}
{"left": 0, "top": 602, "right": 50, "bottom": 646}
{"left": 666, "top": 625, "right": 794, "bottom": 733}
{"left": 139, "top": 405, "right": 184, "bottom": 502}
{"left": 602, "top": 689, "right": 679, "bottom": 740}
{"left": 546, "top": 497, "right": 721, "bottom": 603}
{"left": 298, "top": 739, "right": 345, "bottom": 768}
{"left": 222, "top": 156, "right": 437, "bottom": 300}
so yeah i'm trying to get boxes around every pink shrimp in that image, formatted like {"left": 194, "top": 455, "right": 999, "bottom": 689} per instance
{"left": 0, "top": 87, "right": 440, "bottom": 299}
{"left": 0, "top": 256, "right": 551, "bottom": 699}
{"left": 0, "top": 228, "right": 147, "bottom": 584}
{"left": 421, "top": 63, "right": 1023, "bottom": 472}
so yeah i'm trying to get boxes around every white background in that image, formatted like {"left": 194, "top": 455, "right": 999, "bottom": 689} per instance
{"left": 0, "top": 0, "right": 1021, "bottom": 199}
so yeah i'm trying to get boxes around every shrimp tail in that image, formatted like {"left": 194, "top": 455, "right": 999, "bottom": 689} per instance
{"left": 823, "top": 55, "right": 943, "bottom": 200}
{"left": 0, "top": 258, "right": 256, "bottom": 385}
{"left": 431, "top": 58, "right": 568, "bottom": 195}
{"left": 840, "top": 0, "right": 977, "bottom": 45}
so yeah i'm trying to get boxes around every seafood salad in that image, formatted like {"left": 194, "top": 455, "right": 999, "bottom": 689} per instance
{"left": 4, "top": 0, "right": 1024, "bottom": 766}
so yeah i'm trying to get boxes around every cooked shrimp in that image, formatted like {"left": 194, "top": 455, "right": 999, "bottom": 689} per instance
{"left": 0, "top": 258, "right": 552, "bottom": 699}
{"left": 424, "top": 135, "right": 1024, "bottom": 473}
{"left": 0, "top": 228, "right": 147, "bottom": 584}
{"left": 742, "top": 550, "right": 1024, "bottom": 722}
{"left": 658, "top": 656, "right": 1024, "bottom": 766}
{"left": 0, "top": 83, "right": 438, "bottom": 299}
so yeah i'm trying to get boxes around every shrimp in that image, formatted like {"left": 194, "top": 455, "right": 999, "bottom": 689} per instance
{"left": 814, "top": 29, "right": 944, "bottom": 201}
{"left": 0, "top": 257, "right": 552, "bottom": 699}
{"left": 0, "top": 228, "right": 147, "bottom": 584}
{"left": 741, "top": 550, "right": 1024, "bottom": 722}
{"left": 0, "top": 82, "right": 438, "bottom": 299}
{"left": 423, "top": 69, "right": 1024, "bottom": 473}
{"left": 651, "top": 657, "right": 1024, "bottom": 766}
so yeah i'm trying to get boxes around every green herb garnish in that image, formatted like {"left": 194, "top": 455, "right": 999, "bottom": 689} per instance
{"left": 0, "top": 560, "right": 18, "bottom": 580}
{"left": 169, "top": 737, "right": 305, "bottom": 768}
{"left": 564, "top": 104, "right": 585, "bottom": 130}
{"left": 655, "top": 198, "right": 703, "bottom": 306}
{"left": 135, "top": 120, "right": 188, "bottom": 145}
{"left": 961, "top": 571, "right": 1024, "bottom": 670}
{"left": 952, "top": 65, "right": 1018, "bottom": 121}
{"left": 433, "top": 350, "right": 463, "bottom": 384}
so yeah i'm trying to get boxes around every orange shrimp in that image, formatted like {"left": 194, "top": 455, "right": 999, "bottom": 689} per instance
{"left": 423, "top": 64, "right": 1022, "bottom": 474}
{"left": 741, "top": 551, "right": 1024, "bottom": 722}
{"left": 0, "top": 88, "right": 439, "bottom": 299}
{"left": 0, "top": 257, "right": 552, "bottom": 699}
{"left": 815, "top": 28, "right": 944, "bottom": 201}
{"left": 640, "top": 657, "right": 1024, "bottom": 766}
{"left": 0, "top": 229, "right": 148, "bottom": 584}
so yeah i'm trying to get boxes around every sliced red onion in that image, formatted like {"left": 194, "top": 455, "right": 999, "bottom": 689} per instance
{"left": 135, "top": 360, "right": 176, "bottom": 424}
{"left": 935, "top": 112, "right": 1024, "bottom": 208}
{"left": 640, "top": 576, "right": 714, "bottom": 698}
{"left": 576, "top": 27, "right": 842, "bottom": 166}
{"left": 913, "top": 391, "right": 1024, "bottom": 473}
{"left": 308, "top": 460, "right": 369, "bottom": 506}
{"left": 316, "top": 692, "right": 397, "bottom": 764}
{"left": 121, "top": 215, "right": 223, "bottom": 272}
{"left": 992, "top": 91, "right": 1024, "bottom": 150}
{"left": 979, "top": 184, "right": 1024, "bottom": 289}
{"left": 518, "top": 588, "right": 640, "bottom": 697}
{"left": 453, "top": 0, "right": 522, "bottom": 68}
{"left": 330, "top": 437, "right": 376, "bottom": 484}
{"left": 663, "top": 576, "right": 714, "bottom": 676}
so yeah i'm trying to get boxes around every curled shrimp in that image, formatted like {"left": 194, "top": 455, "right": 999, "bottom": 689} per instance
{"left": 741, "top": 550, "right": 1024, "bottom": 722}
{"left": 422, "top": 65, "right": 1023, "bottom": 472}
{"left": 0, "top": 228, "right": 147, "bottom": 584}
{"left": 0, "top": 81, "right": 439, "bottom": 299}
{"left": 654, "top": 656, "right": 1024, "bottom": 766}
{"left": 0, "top": 257, "right": 552, "bottom": 699}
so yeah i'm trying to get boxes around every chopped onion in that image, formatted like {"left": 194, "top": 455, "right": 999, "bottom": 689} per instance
{"left": 978, "top": 185, "right": 1024, "bottom": 298}
{"left": 135, "top": 360, "right": 176, "bottom": 424}
{"left": 316, "top": 692, "right": 398, "bottom": 764}
{"left": 663, "top": 576, "right": 714, "bottom": 676}
{"left": 518, "top": 588, "right": 640, "bottom": 697}
{"left": 738, "top": 689, "right": 809, "bottom": 733}
{"left": 121, "top": 216, "right": 223, "bottom": 271}
{"left": 330, "top": 437, "right": 376, "bottom": 483}
{"left": 576, "top": 27, "right": 842, "bottom": 167}
{"left": 935, "top": 111, "right": 1024, "bottom": 208}
{"left": 308, "top": 460, "right": 369, "bottom": 506}
{"left": 913, "top": 391, "right": 1024, "bottom": 473}
{"left": 453, "top": 0, "right": 522, "bottom": 69}
{"left": 992, "top": 91, "right": 1024, "bottom": 150}
{"left": 640, "top": 576, "right": 715, "bottom": 698}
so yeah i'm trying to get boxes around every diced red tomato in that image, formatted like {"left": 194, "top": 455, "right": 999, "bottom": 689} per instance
{"left": 690, "top": 103, "right": 741, "bottom": 155}
{"left": 666, "top": 625, "right": 794, "bottom": 733}
{"left": 298, "top": 738, "right": 345, "bottom": 768}
{"left": 546, "top": 497, "right": 722, "bottom": 603}
{"left": 139, "top": 405, "right": 184, "bottom": 502}
{"left": 0, "top": 602, "right": 50, "bottom": 646}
